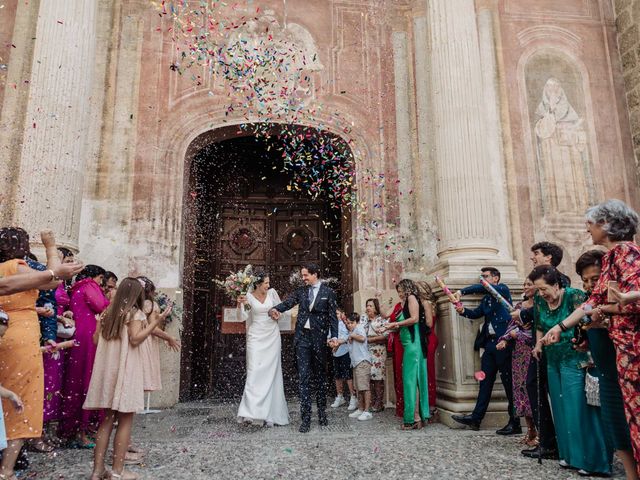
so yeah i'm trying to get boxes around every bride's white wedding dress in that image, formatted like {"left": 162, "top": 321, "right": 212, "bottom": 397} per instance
{"left": 237, "top": 288, "right": 290, "bottom": 426}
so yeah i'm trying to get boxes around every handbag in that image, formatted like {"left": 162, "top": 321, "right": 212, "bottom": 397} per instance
{"left": 585, "top": 369, "right": 601, "bottom": 407}
{"left": 57, "top": 323, "right": 76, "bottom": 339}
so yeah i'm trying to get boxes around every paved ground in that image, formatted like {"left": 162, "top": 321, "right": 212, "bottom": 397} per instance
{"left": 26, "top": 401, "right": 624, "bottom": 479}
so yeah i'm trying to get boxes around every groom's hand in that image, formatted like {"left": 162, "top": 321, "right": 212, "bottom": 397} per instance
{"left": 269, "top": 308, "right": 281, "bottom": 320}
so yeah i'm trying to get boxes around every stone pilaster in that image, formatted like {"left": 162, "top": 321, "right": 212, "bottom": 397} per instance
{"left": 425, "top": 0, "right": 517, "bottom": 424}
{"left": 392, "top": 31, "right": 414, "bottom": 239}
{"left": 11, "top": 1, "right": 97, "bottom": 250}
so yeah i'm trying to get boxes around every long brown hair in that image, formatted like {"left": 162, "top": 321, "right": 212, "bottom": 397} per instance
{"left": 101, "top": 278, "right": 145, "bottom": 341}
{"left": 415, "top": 281, "right": 436, "bottom": 304}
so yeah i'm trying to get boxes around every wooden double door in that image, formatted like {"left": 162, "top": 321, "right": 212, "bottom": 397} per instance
{"left": 186, "top": 195, "right": 344, "bottom": 399}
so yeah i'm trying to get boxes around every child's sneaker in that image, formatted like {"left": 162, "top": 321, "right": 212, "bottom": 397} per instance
{"left": 331, "top": 395, "right": 346, "bottom": 408}
{"left": 357, "top": 411, "right": 373, "bottom": 421}
{"left": 347, "top": 396, "right": 358, "bottom": 411}
{"left": 348, "top": 409, "right": 363, "bottom": 418}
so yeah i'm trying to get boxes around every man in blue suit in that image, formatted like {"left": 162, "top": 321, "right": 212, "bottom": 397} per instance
{"left": 451, "top": 267, "right": 521, "bottom": 434}
{"left": 269, "top": 263, "right": 339, "bottom": 433}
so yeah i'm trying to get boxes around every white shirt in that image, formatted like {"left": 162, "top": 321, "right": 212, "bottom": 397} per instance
{"left": 304, "top": 281, "right": 321, "bottom": 329}
{"left": 347, "top": 324, "right": 370, "bottom": 367}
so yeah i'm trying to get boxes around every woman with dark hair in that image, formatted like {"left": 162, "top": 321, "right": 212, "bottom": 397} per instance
{"left": 415, "top": 281, "right": 438, "bottom": 415}
{"left": 544, "top": 199, "right": 640, "bottom": 477}
{"left": 383, "top": 279, "right": 430, "bottom": 429}
{"left": 59, "top": 264, "right": 109, "bottom": 447}
{"left": 363, "top": 298, "right": 388, "bottom": 412}
{"left": 0, "top": 228, "right": 62, "bottom": 479}
{"left": 236, "top": 269, "right": 289, "bottom": 426}
{"left": 575, "top": 250, "right": 638, "bottom": 479}
{"left": 531, "top": 265, "right": 612, "bottom": 476}
{"left": 496, "top": 278, "right": 536, "bottom": 446}
{"left": 379, "top": 296, "right": 404, "bottom": 419}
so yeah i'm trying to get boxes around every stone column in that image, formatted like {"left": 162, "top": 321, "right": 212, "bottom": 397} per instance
{"left": 11, "top": 1, "right": 97, "bottom": 250}
{"left": 425, "top": 0, "right": 518, "bottom": 425}
{"left": 428, "top": 0, "right": 509, "bottom": 261}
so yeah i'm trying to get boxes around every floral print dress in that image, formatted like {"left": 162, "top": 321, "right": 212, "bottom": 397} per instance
{"left": 361, "top": 315, "right": 388, "bottom": 381}
{"left": 498, "top": 301, "right": 533, "bottom": 417}
{"left": 584, "top": 242, "right": 640, "bottom": 476}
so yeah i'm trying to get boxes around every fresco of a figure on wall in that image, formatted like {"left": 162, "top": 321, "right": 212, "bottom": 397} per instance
{"left": 534, "top": 77, "right": 591, "bottom": 215}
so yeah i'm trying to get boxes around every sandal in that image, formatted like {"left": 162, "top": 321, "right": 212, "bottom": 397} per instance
{"left": 28, "top": 438, "right": 55, "bottom": 453}
{"left": 124, "top": 451, "right": 145, "bottom": 465}
{"left": 110, "top": 470, "right": 139, "bottom": 480}
{"left": 0, "top": 474, "right": 18, "bottom": 480}
{"left": 401, "top": 421, "right": 422, "bottom": 431}
{"left": 68, "top": 439, "right": 96, "bottom": 449}
{"left": 127, "top": 445, "right": 146, "bottom": 456}
{"left": 90, "top": 470, "right": 109, "bottom": 480}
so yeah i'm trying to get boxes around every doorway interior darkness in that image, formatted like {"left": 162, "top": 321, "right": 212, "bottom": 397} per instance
{"left": 180, "top": 125, "right": 354, "bottom": 400}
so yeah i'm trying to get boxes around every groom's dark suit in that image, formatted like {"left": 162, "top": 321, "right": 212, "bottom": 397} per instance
{"left": 273, "top": 282, "right": 339, "bottom": 426}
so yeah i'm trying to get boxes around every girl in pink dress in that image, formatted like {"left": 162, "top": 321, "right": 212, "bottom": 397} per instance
{"left": 85, "top": 278, "right": 168, "bottom": 480}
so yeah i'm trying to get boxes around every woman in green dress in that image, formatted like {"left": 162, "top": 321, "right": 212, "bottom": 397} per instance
{"left": 531, "top": 265, "right": 612, "bottom": 476}
{"left": 575, "top": 250, "right": 637, "bottom": 479}
{"left": 384, "top": 279, "right": 430, "bottom": 429}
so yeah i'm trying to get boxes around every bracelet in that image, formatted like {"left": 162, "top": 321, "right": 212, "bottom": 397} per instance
{"left": 558, "top": 321, "right": 568, "bottom": 332}
{"left": 48, "top": 269, "right": 60, "bottom": 281}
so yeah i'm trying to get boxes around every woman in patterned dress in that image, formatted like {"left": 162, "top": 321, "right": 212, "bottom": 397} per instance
{"left": 544, "top": 199, "right": 640, "bottom": 477}
{"left": 497, "top": 278, "right": 536, "bottom": 446}
{"left": 362, "top": 298, "right": 388, "bottom": 412}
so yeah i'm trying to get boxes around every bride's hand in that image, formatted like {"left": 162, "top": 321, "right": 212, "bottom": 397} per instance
{"left": 237, "top": 295, "right": 247, "bottom": 305}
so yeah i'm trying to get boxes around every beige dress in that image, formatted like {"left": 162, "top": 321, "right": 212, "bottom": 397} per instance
{"left": 83, "top": 309, "right": 146, "bottom": 413}
{"left": 140, "top": 300, "right": 162, "bottom": 391}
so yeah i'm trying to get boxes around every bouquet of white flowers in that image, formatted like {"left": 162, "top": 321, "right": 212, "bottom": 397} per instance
{"left": 213, "top": 265, "right": 257, "bottom": 310}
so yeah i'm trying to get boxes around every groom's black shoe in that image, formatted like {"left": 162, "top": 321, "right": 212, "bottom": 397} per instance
{"left": 299, "top": 421, "right": 311, "bottom": 433}
{"left": 496, "top": 422, "right": 522, "bottom": 435}
{"left": 318, "top": 413, "right": 328, "bottom": 427}
{"left": 451, "top": 414, "right": 480, "bottom": 431}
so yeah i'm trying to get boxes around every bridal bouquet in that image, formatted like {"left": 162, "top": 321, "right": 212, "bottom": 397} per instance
{"left": 213, "top": 265, "right": 257, "bottom": 310}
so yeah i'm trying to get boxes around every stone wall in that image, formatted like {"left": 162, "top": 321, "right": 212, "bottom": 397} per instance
{"left": 615, "top": 0, "right": 640, "bottom": 178}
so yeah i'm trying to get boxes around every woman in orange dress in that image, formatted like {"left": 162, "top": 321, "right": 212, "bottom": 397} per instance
{"left": 0, "top": 228, "right": 61, "bottom": 480}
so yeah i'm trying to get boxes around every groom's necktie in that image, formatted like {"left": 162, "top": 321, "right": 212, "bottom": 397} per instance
{"left": 304, "top": 286, "right": 314, "bottom": 329}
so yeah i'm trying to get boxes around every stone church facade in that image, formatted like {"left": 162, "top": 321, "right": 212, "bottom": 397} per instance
{"left": 0, "top": 0, "right": 638, "bottom": 419}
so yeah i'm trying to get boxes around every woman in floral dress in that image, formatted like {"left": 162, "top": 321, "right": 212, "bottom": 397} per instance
{"left": 497, "top": 278, "right": 536, "bottom": 446}
{"left": 362, "top": 299, "right": 388, "bottom": 412}
{"left": 544, "top": 199, "right": 640, "bottom": 476}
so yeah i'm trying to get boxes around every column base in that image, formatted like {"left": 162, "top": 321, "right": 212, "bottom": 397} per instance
{"left": 403, "top": 256, "right": 522, "bottom": 431}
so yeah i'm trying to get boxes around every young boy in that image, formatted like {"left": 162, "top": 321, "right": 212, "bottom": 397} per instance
{"left": 340, "top": 312, "right": 372, "bottom": 421}
{"left": 329, "top": 308, "right": 358, "bottom": 410}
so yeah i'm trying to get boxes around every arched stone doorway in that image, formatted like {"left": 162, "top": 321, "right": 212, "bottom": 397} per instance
{"left": 179, "top": 124, "right": 354, "bottom": 400}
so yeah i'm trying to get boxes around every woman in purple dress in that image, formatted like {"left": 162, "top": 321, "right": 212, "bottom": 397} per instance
{"left": 58, "top": 265, "right": 109, "bottom": 448}
{"left": 497, "top": 278, "right": 537, "bottom": 446}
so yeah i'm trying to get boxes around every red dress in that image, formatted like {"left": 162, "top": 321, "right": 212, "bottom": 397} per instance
{"left": 427, "top": 313, "right": 438, "bottom": 409}
{"left": 387, "top": 303, "right": 404, "bottom": 417}
{"left": 584, "top": 242, "right": 640, "bottom": 475}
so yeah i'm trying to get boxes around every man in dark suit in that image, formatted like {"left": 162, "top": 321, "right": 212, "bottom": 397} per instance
{"left": 451, "top": 267, "right": 521, "bottom": 435}
{"left": 269, "top": 263, "right": 339, "bottom": 433}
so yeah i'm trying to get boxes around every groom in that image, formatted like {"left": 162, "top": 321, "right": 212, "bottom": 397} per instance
{"left": 269, "top": 263, "right": 339, "bottom": 433}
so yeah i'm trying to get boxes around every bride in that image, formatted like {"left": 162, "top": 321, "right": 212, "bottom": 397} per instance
{"left": 236, "top": 270, "right": 290, "bottom": 426}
